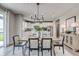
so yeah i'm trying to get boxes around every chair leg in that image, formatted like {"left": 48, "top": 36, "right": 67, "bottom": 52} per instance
{"left": 42, "top": 50, "right": 43, "bottom": 56}
{"left": 38, "top": 50, "right": 39, "bottom": 56}
{"left": 25, "top": 42, "right": 27, "bottom": 49}
{"left": 22, "top": 47, "right": 25, "bottom": 56}
{"left": 29, "top": 49, "right": 30, "bottom": 56}
{"left": 62, "top": 46, "right": 64, "bottom": 54}
{"left": 13, "top": 46, "right": 15, "bottom": 54}
{"left": 53, "top": 46, "right": 56, "bottom": 56}
{"left": 24, "top": 45, "right": 27, "bottom": 53}
{"left": 25, "top": 44, "right": 27, "bottom": 49}
{"left": 51, "top": 49, "right": 52, "bottom": 56}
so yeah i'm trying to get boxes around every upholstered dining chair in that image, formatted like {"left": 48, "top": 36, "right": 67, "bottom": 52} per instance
{"left": 12, "top": 35, "right": 27, "bottom": 56}
{"left": 28, "top": 38, "right": 39, "bottom": 56}
{"left": 53, "top": 35, "right": 65, "bottom": 54}
{"left": 41, "top": 38, "right": 55, "bottom": 56}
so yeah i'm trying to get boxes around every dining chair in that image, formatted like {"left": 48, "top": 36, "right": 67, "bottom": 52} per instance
{"left": 53, "top": 35, "right": 65, "bottom": 54}
{"left": 41, "top": 38, "right": 55, "bottom": 56}
{"left": 12, "top": 35, "right": 27, "bottom": 56}
{"left": 28, "top": 38, "right": 39, "bottom": 56}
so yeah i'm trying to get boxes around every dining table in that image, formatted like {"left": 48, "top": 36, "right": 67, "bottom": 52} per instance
{"left": 22, "top": 34, "right": 61, "bottom": 45}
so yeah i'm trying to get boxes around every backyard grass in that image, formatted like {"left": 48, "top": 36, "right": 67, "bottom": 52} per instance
{"left": 0, "top": 33, "right": 3, "bottom": 41}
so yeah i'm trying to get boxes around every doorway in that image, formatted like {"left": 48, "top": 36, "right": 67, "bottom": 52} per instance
{"left": 56, "top": 19, "right": 60, "bottom": 38}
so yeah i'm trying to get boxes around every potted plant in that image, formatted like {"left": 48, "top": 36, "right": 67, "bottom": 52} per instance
{"left": 34, "top": 25, "right": 42, "bottom": 38}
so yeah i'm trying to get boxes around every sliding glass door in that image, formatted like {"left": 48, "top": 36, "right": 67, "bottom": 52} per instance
{"left": 0, "top": 14, "right": 4, "bottom": 47}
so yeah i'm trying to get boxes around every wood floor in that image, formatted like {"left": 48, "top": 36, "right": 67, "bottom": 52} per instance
{"left": 0, "top": 45, "right": 77, "bottom": 56}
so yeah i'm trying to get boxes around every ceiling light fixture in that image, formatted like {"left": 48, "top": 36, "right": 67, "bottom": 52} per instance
{"left": 31, "top": 3, "right": 44, "bottom": 22}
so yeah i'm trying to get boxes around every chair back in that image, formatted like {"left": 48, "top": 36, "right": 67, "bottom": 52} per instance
{"left": 41, "top": 38, "right": 52, "bottom": 49}
{"left": 29, "top": 38, "right": 39, "bottom": 49}
{"left": 61, "top": 35, "right": 65, "bottom": 45}
{"left": 13, "top": 35, "right": 20, "bottom": 46}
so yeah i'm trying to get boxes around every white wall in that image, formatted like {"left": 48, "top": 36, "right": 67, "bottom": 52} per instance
{"left": 59, "top": 6, "right": 79, "bottom": 35}
{"left": 15, "top": 15, "right": 23, "bottom": 37}
{"left": 52, "top": 7, "right": 79, "bottom": 39}
{"left": 9, "top": 11, "right": 16, "bottom": 45}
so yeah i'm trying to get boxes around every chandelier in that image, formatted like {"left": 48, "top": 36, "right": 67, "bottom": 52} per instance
{"left": 31, "top": 3, "right": 44, "bottom": 22}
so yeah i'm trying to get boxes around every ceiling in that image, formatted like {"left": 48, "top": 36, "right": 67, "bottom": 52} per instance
{"left": 0, "top": 3, "right": 79, "bottom": 21}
